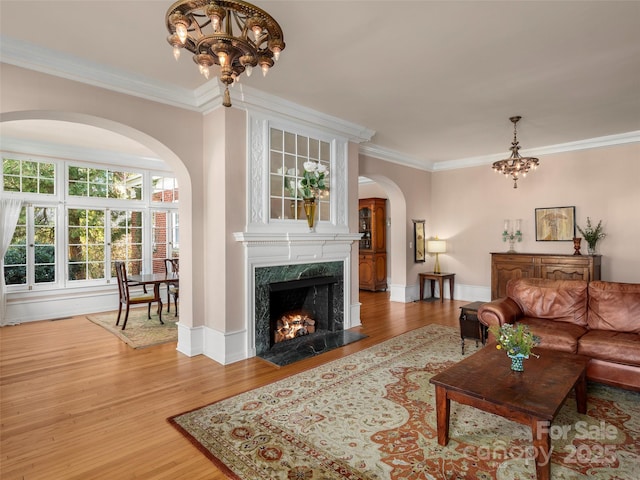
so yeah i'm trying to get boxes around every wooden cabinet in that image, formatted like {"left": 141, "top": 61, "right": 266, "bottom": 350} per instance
{"left": 359, "top": 198, "right": 387, "bottom": 291}
{"left": 491, "top": 253, "right": 601, "bottom": 300}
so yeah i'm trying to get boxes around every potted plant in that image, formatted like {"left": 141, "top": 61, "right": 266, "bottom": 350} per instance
{"left": 489, "top": 323, "right": 540, "bottom": 371}
{"left": 576, "top": 217, "right": 606, "bottom": 254}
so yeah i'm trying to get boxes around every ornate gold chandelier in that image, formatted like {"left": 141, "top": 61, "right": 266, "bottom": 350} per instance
{"left": 166, "top": 0, "right": 285, "bottom": 107}
{"left": 492, "top": 116, "right": 539, "bottom": 189}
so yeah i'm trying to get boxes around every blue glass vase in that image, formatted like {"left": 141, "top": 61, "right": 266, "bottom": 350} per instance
{"left": 508, "top": 353, "right": 527, "bottom": 372}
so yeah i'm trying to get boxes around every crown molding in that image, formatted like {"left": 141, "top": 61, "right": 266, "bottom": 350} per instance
{"left": 2, "top": 36, "right": 637, "bottom": 172}
{"left": 358, "top": 130, "right": 640, "bottom": 173}
{"left": 0, "top": 36, "right": 201, "bottom": 111}
{"left": 1, "top": 36, "right": 374, "bottom": 145}
{"left": 432, "top": 130, "right": 640, "bottom": 172}
{"left": 359, "top": 144, "right": 434, "bottom": 172}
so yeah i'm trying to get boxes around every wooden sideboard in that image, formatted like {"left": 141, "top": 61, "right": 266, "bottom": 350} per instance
{"left": 491, "top": 253, "right": 601, "bottom": 300}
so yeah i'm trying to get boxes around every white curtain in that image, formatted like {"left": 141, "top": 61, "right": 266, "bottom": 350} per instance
{"left": 0, "top": 198, "right": 22, "bottom": 325}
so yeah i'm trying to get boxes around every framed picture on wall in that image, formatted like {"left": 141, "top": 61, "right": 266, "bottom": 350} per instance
{"left": 535, "top": 206, "right": 576, "bottom": 241}
{"left": 413, "top": 219, "right": 426, "bottom": 262}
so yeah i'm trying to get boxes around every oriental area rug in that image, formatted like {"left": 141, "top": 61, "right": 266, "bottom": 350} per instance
{"left": 86, "top": 308, "right": 178, "bottom": 348}
{"left": 169, "top": 324, "right": 639, "bottom": 480}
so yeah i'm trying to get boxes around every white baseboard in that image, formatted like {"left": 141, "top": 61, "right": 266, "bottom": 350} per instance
{"left": 389, "top": 283, "right": 491, "bottom": 304}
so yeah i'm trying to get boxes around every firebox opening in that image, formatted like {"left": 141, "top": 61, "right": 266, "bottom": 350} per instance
{"left": 269, "top": 276, "right": 337, "bottom": 349}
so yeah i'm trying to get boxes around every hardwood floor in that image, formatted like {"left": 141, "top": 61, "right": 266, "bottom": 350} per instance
{"left": 0, "top": 292, "right": 466, "bottom": 480}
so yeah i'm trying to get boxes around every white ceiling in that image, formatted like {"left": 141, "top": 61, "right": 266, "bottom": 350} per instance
{"left": 1, "top": 0, "right": 639, "bottom": 166}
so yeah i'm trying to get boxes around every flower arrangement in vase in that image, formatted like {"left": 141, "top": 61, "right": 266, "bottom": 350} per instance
{"left": 298, "top": 161, "right": 328, "bottom": 199}
{"left": 576, "top": 217, "right": 606, "bottom": 255}
{"left": 489, "top": 323, "right": 540, "bottom": 371}
{"left": 297, "top": 161, "right": 328, "bottom": 231}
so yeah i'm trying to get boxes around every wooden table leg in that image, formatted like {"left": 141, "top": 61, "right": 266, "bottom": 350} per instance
{"left": 154, "top": 284, "right": 164, "bottom": 323}
{"left": 438, "top": 278, "right": 444, "bottom": 303}
{"left": 419, "top": 276, "right": 424, "bottom": 301}
{"left": 575, "top": 371, "right": 587, "bottom": 414}
{"left": 449, "top": 276, "right": 454, "bottom": 301}
{"left": 531, "top": 417, "right": 551, "bottom": 480}
{"left": 430, "top": 279, "right": 436, "bottom": 300}
{"left": 434, "top": 385, "right": 450, "bottom": 446}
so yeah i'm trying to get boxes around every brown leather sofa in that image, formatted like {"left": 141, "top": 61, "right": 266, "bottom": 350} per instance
{"left": 478, "top": 278, "right": 640, "bottom": 392}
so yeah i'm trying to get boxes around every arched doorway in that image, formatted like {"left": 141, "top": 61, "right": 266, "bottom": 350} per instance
{"left": 0, "top": 111, "right": 194, "bottom": 334}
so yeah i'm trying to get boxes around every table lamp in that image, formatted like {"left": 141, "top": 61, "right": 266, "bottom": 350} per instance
{"left": 427, "top": 237, "right": 447, "bottom": 274}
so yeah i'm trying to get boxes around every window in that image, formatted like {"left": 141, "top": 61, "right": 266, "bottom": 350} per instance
{"left": 68, "top": 208, "right": 106, "bottom": 281}
{"left": 3, "top": 205, "right": 56, "bottom": 287}
{"left": 33, "top": 207, "right": 56, "bottom": 284}
{"left": 110, "top": 210, "right": 143, "bottom": 277}
{"left": 151, "top": 176, "right": 179, "bottom": 203}
{"left": 269, "top": 128, "right": 331, "bottom": 221}
{"left": 3, "top": 207, "right": 27, "bottom": 285}
{"left": 68, "top": 165, "right": 142, "bottom": 200}
{"left": 2, "top": 154, "right": 179, "bottom": 292}
{"left": 151, "top": 210, "right": 179, "bottom": 273}
{"left": 2, "top": 158, "right": 55, "bottom": 194}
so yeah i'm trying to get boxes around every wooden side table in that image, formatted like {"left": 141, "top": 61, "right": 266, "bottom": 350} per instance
{"left": 459, "top": 301, "right": 487, "bottom": 354}
{"left": 419, "top": 272, "right": 455, "bottom": 303}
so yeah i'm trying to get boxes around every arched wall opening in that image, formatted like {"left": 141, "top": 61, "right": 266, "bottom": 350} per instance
{"left": 0, "top": 110, "right": 195, "bottom": 329}
{"left": 357, "top": 174, "right": 408, "bottom": 301}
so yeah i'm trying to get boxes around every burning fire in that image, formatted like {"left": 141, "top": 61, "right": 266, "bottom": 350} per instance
{"left": 275, "top": 312, "right": 316, "bottom": 344}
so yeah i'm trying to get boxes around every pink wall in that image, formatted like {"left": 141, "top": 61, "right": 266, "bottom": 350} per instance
{"left": 359, "top": 143, "right": 639, "bottom": 298}
{"left": 431, "top": 142, "right": 640, "bottom": 286}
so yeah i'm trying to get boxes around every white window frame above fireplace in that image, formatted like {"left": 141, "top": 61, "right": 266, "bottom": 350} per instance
{"left": 246, "top": 112, "right": 350, "bottom": 234}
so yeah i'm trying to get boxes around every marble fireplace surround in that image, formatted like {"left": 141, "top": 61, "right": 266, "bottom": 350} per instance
{"left": 233, "top": 232, "right": 361, "bottom": 360}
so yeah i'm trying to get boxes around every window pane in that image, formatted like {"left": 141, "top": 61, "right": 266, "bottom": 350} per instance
{"left": 22, "top": 177, "right": 38, "bottom": 193}
{"left": 2, "top": 159, "right": 55, "bottom": 194}
{"left": 88, "top": 245, "right": 105, "bottom": 261}
{"left": 4, "top": 266, "right": 26, "bottom": 285}
{"left": 88, "top": 262, "right": 104, "bottom": 279}
{"left": 3, "top": 176, "right": 20, "bottom": 191}
{"left": 3, "top": 158, "right": 20, "bottom": 175}
{"left": 151, "top": 176, "right": 178, "bottom": 203}
{"left": 284, "top": 132, "right": 296, "bottom": 154}
{"left": 39, "top": 178, "right": 55, "bottom": 194}
{"left": 68, "top": 246, "right": 85, "bottom": 262}
{"left": 34, "top": 245, "right": 55, "bottom": 264}
{"left": 35, "top": 265, "right": 55, "bottom": 284}
{"left": 4, "top": 245, "right": 26, "bottom": 265}
{"left": 68, "top": 263, "right": 85, "bottom": 281}
{"left": 69, "top": 166, "right": 142, "bottom": 200}
{"left": 22, "top": 161, "right": 38, "bottom": 176}
{"left": 68, "top": 181, "right": 87, "bottom": 196}
{"left": 40, "top": 163, "right": 55, "bottom": 178}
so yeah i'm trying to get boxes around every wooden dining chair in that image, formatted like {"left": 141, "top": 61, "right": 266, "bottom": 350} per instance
{"left": 114, "top": 261, "right": 163, "bottom": 330}
{"left": 164, "top": 258, "right": 179, "bottom": 316}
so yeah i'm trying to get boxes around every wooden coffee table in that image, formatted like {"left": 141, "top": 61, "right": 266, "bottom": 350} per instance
{"left": 429, "top": 346, "right": 590, "bottom": 480}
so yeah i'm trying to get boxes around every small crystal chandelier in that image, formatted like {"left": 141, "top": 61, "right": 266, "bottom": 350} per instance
{"left": 166, "top": 0, "right": 285, "bottom": 108}
{"left": 492, "top": 116, "right": 539, "bottom": 189}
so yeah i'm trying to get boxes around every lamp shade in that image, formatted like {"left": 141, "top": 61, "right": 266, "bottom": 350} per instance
{"left": 427, "top": 239, "right": 447, "bottom": 254}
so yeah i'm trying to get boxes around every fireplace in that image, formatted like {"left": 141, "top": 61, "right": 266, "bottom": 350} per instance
{"left": 269, "top": 276, "right": 338, "bottom": 347}
{"left": 254, "top": 261, "right": 365, "bottom": 366}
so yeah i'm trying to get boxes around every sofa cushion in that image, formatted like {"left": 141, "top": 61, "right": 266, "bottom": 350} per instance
{"left": 578, "top": 330, "right": 640, "bottom": 366}
{"left": 518, "top": 317, "right": 587, "bottom": 354}
{"left": 507, "top": 278, "right": 588, "bottom": 326}
{"left": 587, "top": 281, "right": 640, "bottom": 333}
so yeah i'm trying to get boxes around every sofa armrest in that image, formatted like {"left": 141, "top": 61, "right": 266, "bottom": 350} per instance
{"left": 478, "top": 298, "right": 523, "bottom": 334}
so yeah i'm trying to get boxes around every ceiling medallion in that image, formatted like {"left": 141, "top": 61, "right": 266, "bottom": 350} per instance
{"left": 492, "top": 116, "right": 540, "bottom": 189}
{"left": 166, "top": 0, "right": 285, "bottom": 107}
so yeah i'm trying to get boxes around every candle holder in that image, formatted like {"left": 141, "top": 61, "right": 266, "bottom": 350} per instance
{"left": 502, "top": 219, "right": 522, "bottom": 253}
